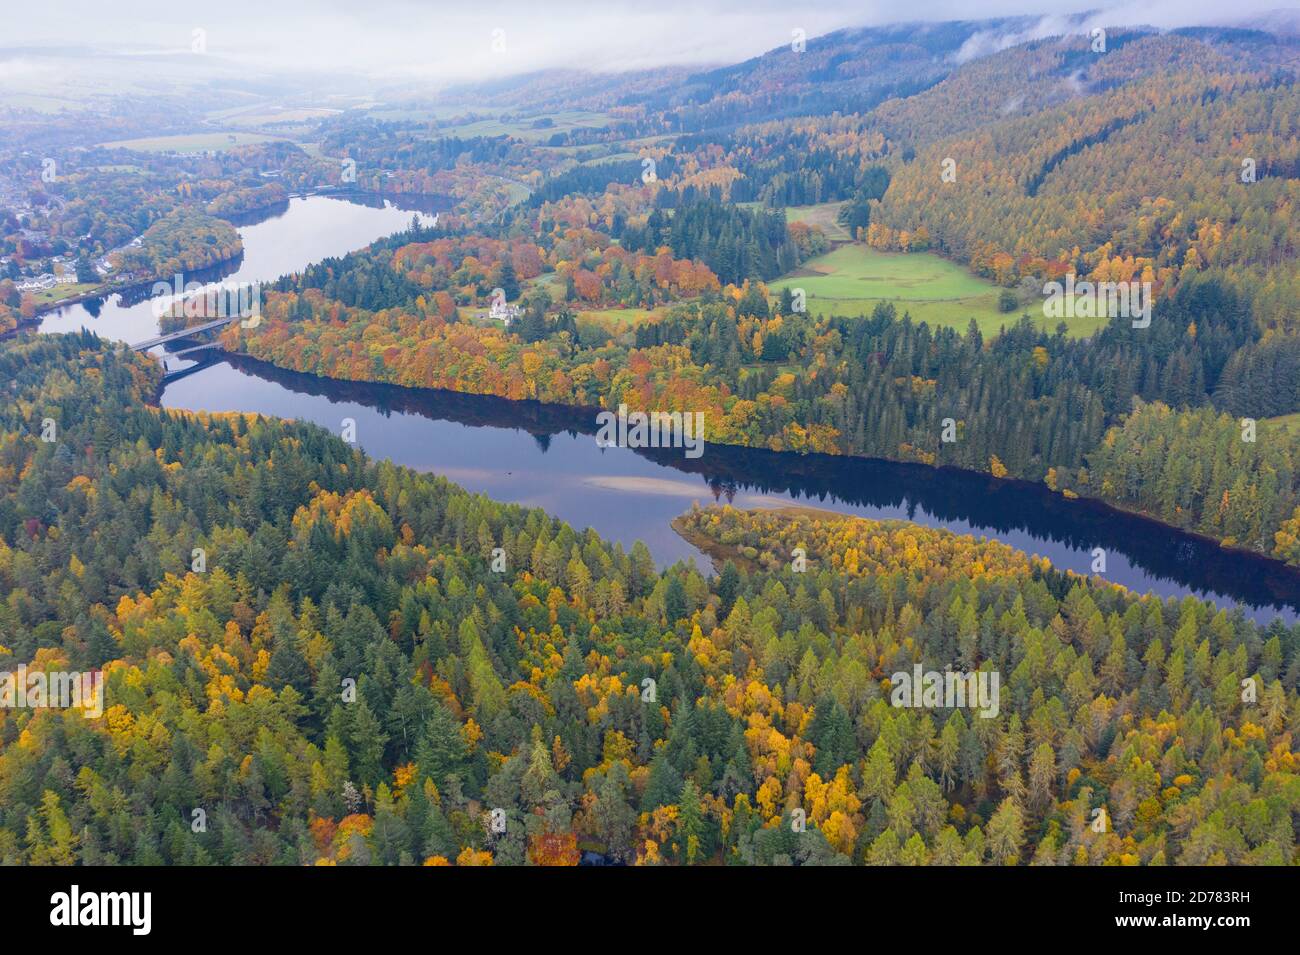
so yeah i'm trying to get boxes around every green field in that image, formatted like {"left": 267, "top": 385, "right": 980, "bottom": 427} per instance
{"left": 221, "top": 106, "right": 341, "bottom": 128}
{"left": 431, "top": 110, "right": 611, "bottom": 143}
{"left": 526, "top": 273, "right": 562, "bottom": 296}
{"left": 499, "top": 179, "right": 533, "bottom": 205}
{"left": 521, "top": 273, "right": 663, "bottom": 327}
{"left": 97, "top": 132, "right": 287, "bottom": 154}
{"left": 768, "top": 245, "right": 1107, "bottom": 338}
{"left": 576, "top": 306, "right": 658, "bottom": 326}
{"left": 736, "top": 200, "right": 851, "bottom": 242}
{"left": 29, "top": 282, "right": 103, "bottom": 307}
{"left": 579, "top": 151, "right": 641, "bottom": 166}
{"left": 1263, "top": 413, "right": 1300, "bottom": 437}
{"left": 0, "top": 93, "right": 70, "bottom": 112}
{"left": 366, "top": 105, "right": 507, "bottom": 123}
{"left": 785, "top": 201, "right": 852, "bottom": 242}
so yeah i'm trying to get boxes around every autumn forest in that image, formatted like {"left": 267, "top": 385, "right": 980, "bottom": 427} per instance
{"left": 2, "top": 7, "right": 1300, "bottom": 879}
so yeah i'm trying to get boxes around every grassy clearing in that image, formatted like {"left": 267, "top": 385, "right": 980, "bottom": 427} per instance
{"left": 0, "top": 92, "right": 80, "bottom": 113}
{"left": 576, "top": 306, "right": 658, "bottom": 326}
{"left": 500, "top": 180, "right": 533, "bottom": 205}
{"left": 222, "top": 107, "right": 341, "bottom": 128}
{"left": 1263, "top": 413, "right": 1300, "bottom": 437}
{"left": 369, "top": 105, "right": 507, "bottom": 123}
{"left": 28, "top": 282, "right": 103, "bottom": 307}
{"left": 618, "top": 133, "right": 676, "bottom": 150}
{"left": 98, "top": 132, "right": 287, "bottom": 154}
{"left": 432, "top": 110, "right": 611, "bottom": 143}
{"left": 785, "top": 201, "right": 852, "bottom": 242}
{"left": 579, "top": 151, "right": 641, "bottom": 166}
{"left": 780, "top": 245, "right": 994, "bottom": 300}
{"left": 768, "top": 245, "right": 1106, "bottom": 338}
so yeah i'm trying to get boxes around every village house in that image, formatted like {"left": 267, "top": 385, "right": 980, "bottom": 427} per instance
{"left": 489, "top": 300, "right": 522, "bottom": 326}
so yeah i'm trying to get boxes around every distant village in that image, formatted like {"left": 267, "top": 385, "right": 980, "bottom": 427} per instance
{"left": 0, "top": 167, "right": 140, "bottom": 297}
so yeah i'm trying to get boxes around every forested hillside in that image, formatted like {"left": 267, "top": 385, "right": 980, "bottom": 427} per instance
{"left": 223, "top": 234, "right": 1300, "bottom": 568}
{"left": 178, "top": 21, "right": 1300, "bottom": 575}
{"left": 4, "top": 11, "right": 1300, "bottom": 876}
{"left": 1, "top": 335, "right": 1297, "bottom": 865}
{"left": 869, "top": 33, "right": 1300, "bottom": 330}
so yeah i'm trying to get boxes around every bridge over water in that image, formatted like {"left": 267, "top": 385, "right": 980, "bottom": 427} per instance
{"left": 130, "top": 315, "right": 239, "bottom": 351}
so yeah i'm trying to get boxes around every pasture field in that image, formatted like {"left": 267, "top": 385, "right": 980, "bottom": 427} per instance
{"left": 98, "top": 132, "right": 287, "bottom": 153}
{"left": 526, "top": 273, "right": 562, "bottom": 298}
{"left": 785, "top": 201, "right": 852, "bottom": 242}
{"left": 768, "top": 245, "right": 1107, "bottom": 338}
{"left": 28, "top": 282, "right": 103, "bottom": 307}
{"left": 366, "top": 105, "right": 506, "bottom": 123}
{"left": 1263, "top": 413, "right": 1300, "bottom": 437}
{"left": 575, "top": 306, "right": 658, "bottom": 326}
{"left": 433, "top": 110, "right": 612, "bottom": 143}
{"left": 222, "top": 106, "right": 342, "bottom": 128}
{"left": 579, "top": 151, "right": 641, "bottom": 166}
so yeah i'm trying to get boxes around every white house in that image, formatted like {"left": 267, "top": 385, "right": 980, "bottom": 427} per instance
{"left": 490, "top": 300, "right": 522, "bottom": 326}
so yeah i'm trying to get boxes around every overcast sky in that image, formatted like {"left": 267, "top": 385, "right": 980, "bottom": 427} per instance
{"left": 10, "top": 1, "right": 1295, "bottom": 82}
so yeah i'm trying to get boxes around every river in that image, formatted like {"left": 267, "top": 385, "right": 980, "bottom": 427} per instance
{"left": 33, "top": 194, "right": 1300, "bottom": 624}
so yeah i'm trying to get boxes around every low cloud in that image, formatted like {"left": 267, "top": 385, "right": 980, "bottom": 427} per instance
{"left": 7, "top": 0, "right": 1294, "bottom": 83}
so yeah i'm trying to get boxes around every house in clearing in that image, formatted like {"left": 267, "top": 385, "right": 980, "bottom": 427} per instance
{"left": 489, "top": 300, "right": 522, "bottom": 326}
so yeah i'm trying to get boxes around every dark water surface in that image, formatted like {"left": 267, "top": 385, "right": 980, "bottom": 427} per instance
{"left": 35, "top": 194, "right": 1300, "bottom": 624}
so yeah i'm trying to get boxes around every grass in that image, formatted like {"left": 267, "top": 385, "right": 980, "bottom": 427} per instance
{"left": 780, "top": 244, "right": 997, "bottom": 300}
{"left": 785, "top": 201, "right": 852, "bottom": 242}
{"left": 28, "top": 282, "right": 103, "bottom": 306}
{"left": 522, "top": 275, "right": 661, "bottom": 327}
{"left": 576, "top": 306, "right": 658, "bottom": 326}
{"left": 430, "top": 110, "right": 612, "bottom": 143}
{"left": 525, "top": 274, "right": 564, "bottom": 303}
{"left": 737, "top": 200, "right": 852, "bottom": 242}
{"left": 499, "top": 180, "right": 533, "bottom": 205}
{"left": 0, "top": 92, "right": 80, "bottom": 113}
{"left": 503, "top": 274, "right": 667, "bottom": 330}
{"left": 367, "top": 105, "right": 507, "bottom": 123}
{"left": 1263, "top": 413, "right": 1300, "bottom": 437}
{"left": 579, "top": 151, "right": 641, "bottom": 166}
{"left": 98, "top": 132, "right": 287, "bottom": 154}
{"left": 768, "top": 245, "right": 1108, "bottom": 338}
{"left": 222, "top": 107, "right": 341, "bottom": 128}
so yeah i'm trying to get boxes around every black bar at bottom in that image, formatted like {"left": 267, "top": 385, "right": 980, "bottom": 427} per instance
{"left": 8, "top": 864, "right": 1284, "bottom": 943}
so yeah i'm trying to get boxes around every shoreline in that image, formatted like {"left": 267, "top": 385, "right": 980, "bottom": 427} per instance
{"left": 18, "top": 250, "right": 248, "bottom": 324}
{"left": 193, "top": 346, "right": 1300, "bottom": 593}
{"left": 13, "top": 187, "right": 449, "bottom": 327}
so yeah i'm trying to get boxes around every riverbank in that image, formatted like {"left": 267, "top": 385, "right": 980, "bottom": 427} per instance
{"left": 30, "top": 188, "right": 1295, "bottom": 621}
{"left": 672, "top": 503, "right": 852, "bottom": 574}
{"left": 26, "top": 280, "right": 122, "bottom": 319}
{"left": 215, "top": 335, "right": 1298, "bottom": 577}
{"left": 156, "top": 349, "right": 1300, "bottom": 622}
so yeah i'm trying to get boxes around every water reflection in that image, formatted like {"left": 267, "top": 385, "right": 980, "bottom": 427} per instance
{"left": 33, "top": 191, "right": 1296, "bottom": 624}
{"left": 163, "top": 353, "right": 1300, "bottom": 625}
{"left": 36, "top": 193, "right": 447, "bottom": 344}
